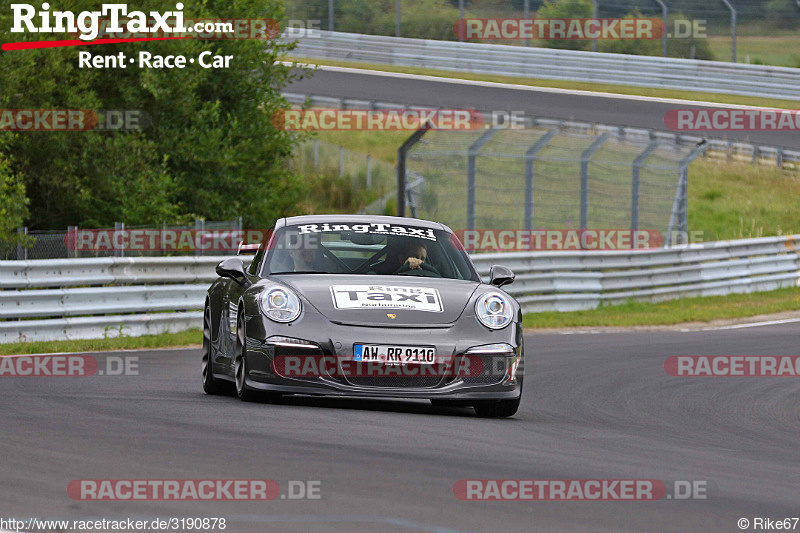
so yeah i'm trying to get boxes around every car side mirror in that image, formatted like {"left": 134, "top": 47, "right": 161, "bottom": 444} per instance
{"left": 216, "top": 257, "right": 249, "bottom": 286}
{"left": 489, "top": 265, "right": 515, "bottom": 288}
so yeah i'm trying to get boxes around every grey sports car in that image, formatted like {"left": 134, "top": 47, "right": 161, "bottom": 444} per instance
{"left": 202, "top": 215, "right": 523, "bottom": 417}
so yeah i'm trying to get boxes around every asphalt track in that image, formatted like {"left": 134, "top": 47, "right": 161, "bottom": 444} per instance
{"left": 287, "top": 66, "right": 800, "bottom": 150}
{"left": 2, "top": 324, "right": 799, "bottom": 532}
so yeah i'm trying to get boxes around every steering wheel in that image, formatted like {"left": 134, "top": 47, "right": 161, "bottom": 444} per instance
{"left": 394, "top": 262, "right": 442, "bottom": 277}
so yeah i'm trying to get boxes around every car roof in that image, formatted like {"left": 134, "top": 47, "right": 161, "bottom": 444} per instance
{"left": 281, "top": 214, "right": 450, "bottom": 232}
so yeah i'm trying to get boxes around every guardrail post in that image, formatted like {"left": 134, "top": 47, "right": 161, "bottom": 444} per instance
{"left": 467, "top": 129, "right": 499, "bottom": 231}
{"left": 16, "top": 227, "right": 27, "bottom": 260}
{"left": 525, "top": 129, "right": 558, "bottom": 231}
{"left": 654, "top": 0, "right": 668, "bottom": 57}
{"left": 397, "top": 124, "right": 431, "bottom": 217}
{"left": 631, "top": 141, "right": 660, "bottom": 231}
{"left": 580, "top": 133, "right": 610, "bottom": 230}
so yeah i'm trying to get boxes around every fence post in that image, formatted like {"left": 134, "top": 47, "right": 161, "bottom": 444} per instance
{"left": 314, "top": 138, "right": 320, "bottom": 169}
{"left": 114, "top": 222, "right": 124, "bottom": 258}
{"left": 667, "top": 142, "right": 707, "bottom": 245}
{"left": 467, "top": 129, "right": 499, "bottom": 231}
{"left": 328, "top": 0, "right": 334, "bottom": 31}
{"left": 631, "top": 141, "right": 660, "bottom": 231}
{"left": 195, "top": 218, "right": 204, "bottom": 256}
{"left": 524, "top": 129, "right": 558, "bottom": 231}
{"left": 580, "top": 134, "right": 610, "bottom": 230}
{"left": 721, "top": 0, "right": 737, "bottom": 62}
{"left": 339, "top": 146, "right": 344, "bottom": 177}
{"left": 397, "top": 124, "right": 431, "bottom": 217}
{"left": 395, "top": 0, "right": 401, "bottom": 37}
{"left": 68, "top": 225, "right": 79, "bottom": 258}
{"left": 458, "top": 0, "right": 465, "bottom": 41}
{"left": 366, "top": 155, "right": 372, "bottom": 188}
{"left": 654, "top": 0, "right": 668, "bottom": 57}
{"left": 524, "top": 0, "right": 530, "bottom": 47}
{"left": 16, "top": 227, "right": 27, "bottom": 261}
{"left": 591, "top": 0, "right": 599, "bottom": 52}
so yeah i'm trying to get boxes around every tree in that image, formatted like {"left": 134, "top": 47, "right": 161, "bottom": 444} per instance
{"left": 0, "top": 0, "right": 307, "bottom": 230}
{"left": 537, "top": 0, "right": 594, "bottom": 51}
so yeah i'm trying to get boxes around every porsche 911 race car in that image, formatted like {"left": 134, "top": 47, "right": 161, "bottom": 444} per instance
{"left": 202, "top": 215, "right": 523, "bottom": 418}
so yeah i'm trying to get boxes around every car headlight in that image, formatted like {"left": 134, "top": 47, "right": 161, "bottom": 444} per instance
{"left": 259, "top": 287, "right": 302, "bottom": 323}
{"left": 475, "top": 292, "right": 514, "bottom": 330}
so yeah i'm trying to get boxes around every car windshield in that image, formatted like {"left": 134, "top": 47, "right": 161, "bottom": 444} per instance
{"left": 264, "top": 222, "right": 479, "bottom": 281}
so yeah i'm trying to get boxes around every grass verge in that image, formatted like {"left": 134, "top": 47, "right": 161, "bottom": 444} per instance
{"left": 0, "top": 329, "right": 201, "bottom": 356}
{"left": 289, "top": 56, "right": 800, "bottom": 110}
{"left": 522, "top": 287, "right": 800, "bottom": 329}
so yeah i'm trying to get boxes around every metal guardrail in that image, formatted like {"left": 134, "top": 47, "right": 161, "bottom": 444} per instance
{"left": 2, "top": 235, "right": 799, "bottom": 342}
{"left": 285, "top": 30, "right": 800, "bottom": 101}
{"left": 282, "top": 92, "right": 800, "bottom": 169}
{"left": 472, "top": 235, "right": 800, "bottom": 313}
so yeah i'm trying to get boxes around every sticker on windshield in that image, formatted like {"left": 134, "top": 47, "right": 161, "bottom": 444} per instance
{"left": 297, "top": 223, "right": 437, "bottom": 241}
{"left": 330, "top": 285, "right": 443, "bottom": 312}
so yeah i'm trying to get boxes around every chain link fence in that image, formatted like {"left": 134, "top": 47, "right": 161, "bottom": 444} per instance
{"left": 402, "top": 126, "right": 705, "bottom": 240}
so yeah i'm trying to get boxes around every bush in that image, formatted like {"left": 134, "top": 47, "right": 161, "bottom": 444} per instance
{"left": 538, "top": 0, "right": 594, "bottom": 51}
{"left": 766, "top": 0, "right": 800, "bottom": 29}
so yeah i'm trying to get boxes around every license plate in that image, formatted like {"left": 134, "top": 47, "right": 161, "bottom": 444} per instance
{"left": 354, "top": 344, "right": 436, "bottom": 365}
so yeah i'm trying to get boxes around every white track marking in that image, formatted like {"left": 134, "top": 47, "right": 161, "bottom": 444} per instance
{"left": 280, "top": 61, "right": 798, "bottom": 111}
{"left": 701, "top": 318, "right": 800, "bottom": 331}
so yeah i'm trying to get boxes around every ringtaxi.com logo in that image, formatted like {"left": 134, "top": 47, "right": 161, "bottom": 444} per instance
{"left": 453, "top": 480, "right": 708, "bottom": 501}
{"left": 0, "top": 355, "right": 138, "bottom": 377}
{"left": 68, "top": 479, "right": 322, "bottom": 500}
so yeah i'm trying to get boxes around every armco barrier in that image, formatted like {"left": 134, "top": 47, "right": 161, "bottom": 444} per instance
{"left": 1, "top": 235, "right": 799, "bottom": 342}
{"left": 285, "top": 30, "right": 800, "bottom": 101}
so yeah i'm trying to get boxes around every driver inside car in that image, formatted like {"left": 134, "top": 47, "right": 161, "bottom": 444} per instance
{"left": 372, "top": 240, "right": 428, "bottom": 274}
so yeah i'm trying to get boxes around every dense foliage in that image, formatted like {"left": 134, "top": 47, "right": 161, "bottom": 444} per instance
{"left": 0, "top": 0, "right": 307, "bottom": 233}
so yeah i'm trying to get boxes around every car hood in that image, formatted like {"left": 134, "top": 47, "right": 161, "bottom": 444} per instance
{"left": 271, "top": 274, "right": 481, "bottom": 327}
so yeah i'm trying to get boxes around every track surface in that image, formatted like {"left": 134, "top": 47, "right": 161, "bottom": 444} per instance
{"left": 2, "top": 324, "right": 799, "bottom": 532}
{"left": 288, "top": 67, "right": 800, "bottom": 150}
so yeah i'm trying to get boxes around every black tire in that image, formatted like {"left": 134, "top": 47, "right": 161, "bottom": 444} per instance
{"left": 202, "top": 304, "right": 230, "bottom": 395}
{"left": 234, "top": 310, "right": 281, "bottom": 403}
{"left": 473, "top": 398, "right": 521, "bottom": 418}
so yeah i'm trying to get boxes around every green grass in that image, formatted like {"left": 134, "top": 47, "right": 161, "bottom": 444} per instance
{"left": 291, "top": 57, "right": 800, "bottom": 110}
{"left": 523, "top": 287, "right": 800, "bottom": 329}
{"left": 708, "top": 35, "right": 800, "bottom": 67}
{"left": 0, "top": 329, "right": 201, "bottom": 356}
{"left": 690, "top": 159, "right": 800, "bottom": 241}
